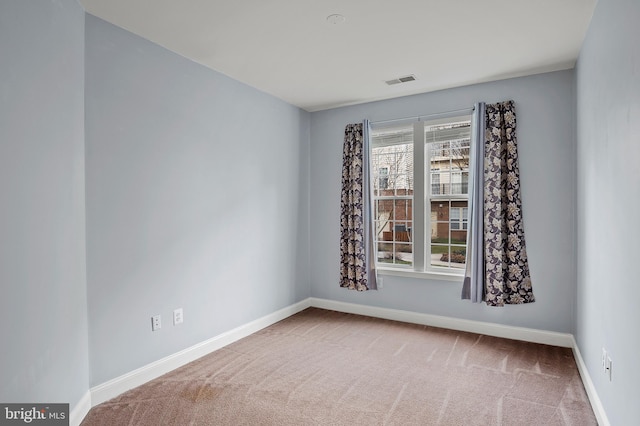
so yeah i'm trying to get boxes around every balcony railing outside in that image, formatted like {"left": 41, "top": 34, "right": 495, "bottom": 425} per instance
{"left": 431, "top": 182, "right": 468, "bottom": 195}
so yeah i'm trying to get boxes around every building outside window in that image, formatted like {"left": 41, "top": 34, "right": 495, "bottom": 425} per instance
{"left": 378, "top": 167, "right": 389, "bottom": 189}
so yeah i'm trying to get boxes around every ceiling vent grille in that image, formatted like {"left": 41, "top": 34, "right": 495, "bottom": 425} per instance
{"left": 385, "top": 75, "right": 416, "bottom": 85}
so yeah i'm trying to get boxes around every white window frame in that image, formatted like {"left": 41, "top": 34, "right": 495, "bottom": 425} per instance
{"left": 371, "top": 114, "right": 471, "bottom": 281}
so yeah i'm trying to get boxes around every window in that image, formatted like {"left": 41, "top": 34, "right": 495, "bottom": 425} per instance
{"left": 450, "top": 207, "right": 468, "bottom": 230}
{"left": 431, "top": 171, "right": 441, "bottom": 195}
{"left": 378, "top": 167, "right": 389, "bottom": 189}
{"left": 371, "top": 115, "right": 471, "bottom": 275}
{"left": 371, "top": 125, "right": 414, "bottom": 267}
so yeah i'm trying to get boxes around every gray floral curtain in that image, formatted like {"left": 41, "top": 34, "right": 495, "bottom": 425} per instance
{"left": 484, "top": 101, "right": 534, "bottom": 305}
{"left": 339, "top": 122, "right": 377, "bottom": 291}
{"left": 463, "top": 100, "right": 534, "bottom": 306}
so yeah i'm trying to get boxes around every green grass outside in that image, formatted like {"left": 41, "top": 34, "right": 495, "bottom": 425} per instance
{"left": 430, "top": 237, "right": 466, "bottom": 255}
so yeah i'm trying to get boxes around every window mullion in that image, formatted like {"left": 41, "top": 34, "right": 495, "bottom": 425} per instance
{"left": 412, "top": 122, "right": 425, "bottom": 271}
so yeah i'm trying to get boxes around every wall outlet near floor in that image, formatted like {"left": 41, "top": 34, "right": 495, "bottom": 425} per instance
{"left": 605, "top": 355, "right": 612, "bottom": 381}
{"left": 601, "top": 347, "right": 612, "bottom": 381}
{"left": 151, "top": 314, "right": 161, "bottom": 331}
{"left": 173, "top": 308, "right": 183, "bottom": 325}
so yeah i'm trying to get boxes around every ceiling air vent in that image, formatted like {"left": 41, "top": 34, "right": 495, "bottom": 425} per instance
{"left": 385, "top": 75, "right": 416, "bottom": 85}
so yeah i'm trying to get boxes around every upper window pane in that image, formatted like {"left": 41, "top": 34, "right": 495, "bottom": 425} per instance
{"left": 427, "top": 122, "right": 470, "bottom": 197}
{"left": 372, "top": 126, "right": 414, "bottom": 196}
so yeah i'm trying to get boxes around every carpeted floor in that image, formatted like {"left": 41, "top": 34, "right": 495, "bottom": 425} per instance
{"left": 81, "top": 308, "right": 597, "bottom": 425}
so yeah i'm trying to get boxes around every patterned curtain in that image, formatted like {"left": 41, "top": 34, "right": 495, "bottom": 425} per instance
{"left": 483, "top": 101, "right": 534, "bottom": 306}
{"left": 339, "top": 122, "right": 377, "bottom": 291}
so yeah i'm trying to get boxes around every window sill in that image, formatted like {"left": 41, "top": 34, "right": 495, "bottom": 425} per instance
{"left": 376, "top": 266, "right": 464, "bottom": 282}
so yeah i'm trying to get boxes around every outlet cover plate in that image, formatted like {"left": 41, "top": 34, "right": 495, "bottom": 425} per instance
{"left": 173, "top": 308, "right": 183, "bottom": 325}
{"left": 152, "top": 315, "right": 161, "bottom": 331}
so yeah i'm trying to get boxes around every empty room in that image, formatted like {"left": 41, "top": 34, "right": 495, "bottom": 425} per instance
{"left": 1, "top": 0, "right": 638, "bottom": 425}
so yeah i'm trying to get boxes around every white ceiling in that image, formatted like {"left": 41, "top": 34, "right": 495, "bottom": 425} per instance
{"left": 79, "top": 0, "right": 596, "bottom": 112}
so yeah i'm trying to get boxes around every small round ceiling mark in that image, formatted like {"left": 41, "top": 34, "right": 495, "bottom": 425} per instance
{"left": 326, "top": 14, "right": 346, "bottom": 25}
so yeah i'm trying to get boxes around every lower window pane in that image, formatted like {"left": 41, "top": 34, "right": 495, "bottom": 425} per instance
{"left": 394, "top": 243, "right": 413, "bottom": 266}
{"left": 378, "top": 242, "right": 413, "bottom": 266}
{"left": 431, "top": 244, "right": 466, "bottom": 268}
{"left": 430, "top": 245, "right": 448, "bottom": 267}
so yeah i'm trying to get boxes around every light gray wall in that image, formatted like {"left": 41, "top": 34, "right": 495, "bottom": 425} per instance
{"left": 0, "top": 0, "right": 90, "bottom": 408}
{"left": 84, "top": 15, "right": 310, "bottom": 386}
{"left": 575, "top": 0, "right": 640, "bottom": 423}
{"left": 310, "top": 71, "right": 576, "bottom": 333}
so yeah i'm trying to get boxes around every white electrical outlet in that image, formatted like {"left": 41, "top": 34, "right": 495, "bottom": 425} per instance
{"left": 173, "top": 308, "right": 183, "bottom": 325}
{"left": 605, "top": 355, "right": 612, "bottom": 381}
{"left": 151, "top": 314, "right": 161, "bottom": 331}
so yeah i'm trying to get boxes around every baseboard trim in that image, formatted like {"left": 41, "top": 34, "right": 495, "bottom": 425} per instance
{"left": 308, "top": 297, "right": 574, "bottom": 347}
{"left": 69, "top": 390, "right": 91, "bottom": 426}
{"left": 571, "top": 336, "right": 610, "bottom": 426}
{"left": 90, "top": 299, "right": 311, "bottom": 406}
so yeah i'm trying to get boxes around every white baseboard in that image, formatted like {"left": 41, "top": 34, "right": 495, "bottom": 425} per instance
{"left": 571, "top": 337, "right": 610, "bottom": 426}
{"left": 90, "top": 299, "right": 311, "bottom": 406}
{"left": 69, "top": 390, "right": 91, "bottom": 426}
{"left": 308, "top": 297, "right": 574, "bottom": 347}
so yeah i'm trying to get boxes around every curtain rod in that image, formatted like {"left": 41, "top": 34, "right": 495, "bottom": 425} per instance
{"left": 370, "top": 106, "right": 475, "bottom": 126}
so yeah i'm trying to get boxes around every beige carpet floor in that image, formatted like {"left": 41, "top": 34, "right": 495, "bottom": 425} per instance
{"left": 81, "top": 308, "right": 597, "bottom": 425}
